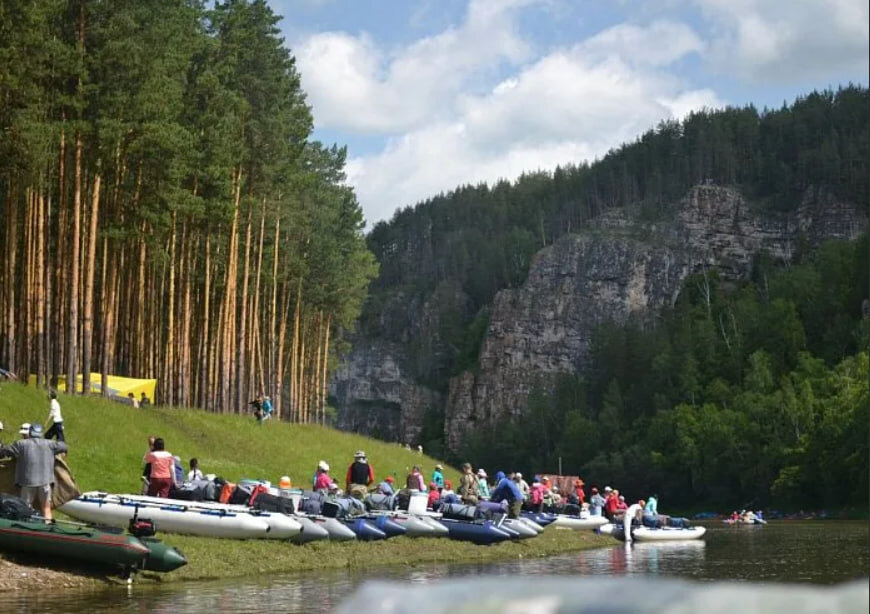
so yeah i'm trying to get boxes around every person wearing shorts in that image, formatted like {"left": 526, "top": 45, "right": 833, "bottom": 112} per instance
{"left": 0, "top": 423, "right": 68, "bottom": 520}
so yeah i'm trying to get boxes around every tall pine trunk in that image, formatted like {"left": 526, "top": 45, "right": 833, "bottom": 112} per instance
{"left": 81, "top": 172, "right": 101, "bottom": 393}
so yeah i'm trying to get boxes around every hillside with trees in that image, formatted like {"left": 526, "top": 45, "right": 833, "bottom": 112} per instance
{"left": 353, "top": 86, "right": 868, "bottom": 509}
{"left": 0, "top": 0, "right": 377, "bottom": 419}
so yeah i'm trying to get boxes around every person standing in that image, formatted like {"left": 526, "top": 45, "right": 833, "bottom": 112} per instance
{"left": 314, "top": 460, "right": 332, "bottom": 492}
{"left": 476, "top": 468, "right": 491, "bottom": 499}
{"left": 0, "top": 424, "right": 68, "bottom": 520}
{"left": 44, "top": 391, "right": 64, "bottom": 442}
{"left": 431, "top": 464, "right": 445, "bottom": 488}
{"left": 140, "top": 392, "right": 151, "bottom": 407}
{"left": 143, "top": 438, "right": 175, "bottom": 498}
{"left": 458, "top": 462, "right": 479, "bottom": 505}
{"left": 406, "top": 465, "right": 425, "bottom": 491}
{"left": 345, "top": 450, "right": 374, "bottom": 498}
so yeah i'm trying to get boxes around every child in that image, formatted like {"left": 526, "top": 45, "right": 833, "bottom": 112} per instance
{"left": 188, "top": 457, "right": 204, "bottom": 482}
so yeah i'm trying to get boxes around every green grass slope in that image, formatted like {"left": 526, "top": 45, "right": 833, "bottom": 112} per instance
{"left": 0, "top": 383, "right": 461, "bottom": 493}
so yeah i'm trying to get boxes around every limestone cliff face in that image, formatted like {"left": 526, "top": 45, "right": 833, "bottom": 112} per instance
{"left": 332, "top": 184, "right": 866, "bottom": 450}
{"left": 444, "top": 185, "right": 867, "bottom": 449}
{"left": 330, "top": 340, "right": 442, "bottom": 445}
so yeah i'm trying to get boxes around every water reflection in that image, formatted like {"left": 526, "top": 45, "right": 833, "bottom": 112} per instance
{"left": 0, "top": 521, "right": 866, "bottom": 614}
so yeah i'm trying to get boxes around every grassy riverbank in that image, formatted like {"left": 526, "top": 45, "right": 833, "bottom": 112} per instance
{"left": 158, "top": 527, "right": 609, "bottom": 583}
{"left": 0, "top": 382, "right": 462, "bottom": 492}
{"left": 0, "top": 382, "right": 611, "bottom": 589}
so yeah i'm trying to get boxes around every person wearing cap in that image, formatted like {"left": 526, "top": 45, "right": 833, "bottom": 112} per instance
{"left": 570, "top": 478, "right": 586, "bottom": 506}
{"left": 345, "top": 450, "right": 374, "bottom": 499}
{"left": 491, "top": 471, "right": 523, "bottom": 518}
{"left": 376, "top": 475, "right": 396, "bottom": 496}
{"left": 406, "top": 465, "right": 425, "bottom": 491}
{"left": 278, "top": 475, "right": 292, "bottom": 491}
{"left": 604, "top": 487, "right": 619, "bottom": 521}
{"left": 18, "top": 423, "right": 31, "bottom": 439}
{"left": 44, "top": 390, "right": 64, "bottom": 442}
{"left": 529, "top": 477, "right": 545, "bottom": 513}
{"left": 0, "top": 423, "right": 68, "bottom": 520}
{"left": 314, "top": 460, "right": 332, "bottom": 492}
{"left": 512, "top": 472, "right": 530, "bottom": 501}
{"left": 476, "top": 469, "right": 490, "bottom": 499}
{"left": 458, "top": 462, "right": 479, "bottom": 505}
{"left": 431, "top": 464, "right": 444, "bottom": 489}
{"left": 589, "top": 487, "right": 606, "bottom": 516}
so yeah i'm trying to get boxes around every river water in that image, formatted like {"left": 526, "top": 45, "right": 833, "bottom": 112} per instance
{"left": 2, "top": 521, "right": 867, "bottom": 613}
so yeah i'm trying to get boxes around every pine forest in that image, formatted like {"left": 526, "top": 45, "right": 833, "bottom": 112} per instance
{"left": 0, "top": 0, "right": 377, "bottom": 419}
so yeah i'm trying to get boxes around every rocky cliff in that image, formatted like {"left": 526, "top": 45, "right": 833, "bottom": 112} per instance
{"left": 332, "top": 184, "right": 867, "bottom": 450}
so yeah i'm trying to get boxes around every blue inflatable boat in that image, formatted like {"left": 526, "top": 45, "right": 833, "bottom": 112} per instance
{"left": 438, "top": 518, "right": 513, "bottom": 545}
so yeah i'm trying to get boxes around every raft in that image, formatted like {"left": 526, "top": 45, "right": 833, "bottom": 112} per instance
{"left": 289, "top": 515, "right": 331, "bottom": 544}
{"left": 380, "top": 512, "right": 442, "bottom": 537}
{"left": 498, "top": 517, "right": 539, "bottom": 539}
{"left": 548, "top": 514, "right": 608, "bottom": 530}
{"left": 614, "top": 525, "right": 707, "bottom": 542}
{"left": 0, "top": 516, "right": 149, "bottom": 569}
{"left": 138, "top": 537, "right": 188, "bottom": 572}
{"left": 368, "top": 514, "right": 407, "bottom": 538}
{"left": 438, "top": 518, "right": 513, "bottom": 545}
{"left": 60, "top": 493, "right": 271, "bottom": 539}
{"left": 342, "top": 518, "right": 387, "bottom": 541}
{"left": 105, "top": 493, "right": 303, "bottom": 538}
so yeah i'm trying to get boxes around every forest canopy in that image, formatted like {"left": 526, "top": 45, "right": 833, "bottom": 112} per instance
{"left": 0, "top": 0, "right": 377, "bottom": 420}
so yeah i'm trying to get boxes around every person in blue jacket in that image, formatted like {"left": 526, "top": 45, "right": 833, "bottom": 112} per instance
{"left": 431, "top": 464, "right": 445, "bottom": 488}
{"left": 643, "top": 494, "right": 659, "bottom": 527}
{"left": 490, "top": 471, "right": 523, "bottom": 518}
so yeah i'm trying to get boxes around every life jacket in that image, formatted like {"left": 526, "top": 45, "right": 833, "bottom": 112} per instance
{"left": 406, "top": 472, "right": 423, "bottom": 490}
{"left": 349, "top": 461, "right": 370, "bottom": 485}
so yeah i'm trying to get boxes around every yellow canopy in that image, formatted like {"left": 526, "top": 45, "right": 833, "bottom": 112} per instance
{"left": 28, "top": 373, "right": 157, "bottom": 400}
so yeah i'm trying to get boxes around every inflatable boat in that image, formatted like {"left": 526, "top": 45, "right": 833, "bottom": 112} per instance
{"left": 548, "top": 514, "right": 609, "bottom": 530}
{"left": 438, "top": 518, "right": 513, "bottom": 545}
{"left": 0, "top": 517, "right": 186, "bottom": 572}
{"left": 102, "top": 492, "right": 303, "bottom": 538}
{"left": 60, "top": 493, "right": 272, "bottom": 539}
{"left": 342, "top": 518, "right": 387, "bottom": 541}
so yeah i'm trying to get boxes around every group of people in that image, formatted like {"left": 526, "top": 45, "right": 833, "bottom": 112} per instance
{"left": 0, "top": 391, "right": 68, "bottom": 521}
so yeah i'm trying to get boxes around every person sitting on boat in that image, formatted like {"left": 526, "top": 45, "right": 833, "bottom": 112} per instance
{"left": 406, "top": 465, "right": 426, "bottom": 491}
{"left": 427, "top": 481, "right": 440, "bottom": 509}
{"left": 616, "top": 494, "right": 628, "bottom": 513}
{"left": 187, "top": 458, "right": 204, "bottom": 482}
{"left": 0, "top": 423, "right": 68, "bottom": 521}
{"left": 440, "top": 479, "right": 458, "bottom": 504}
{"left": 327, "top": 482, "right": 342, "bottom": 499}
{"left": 314, "top": 460, "right": 332, "bottom": 492}
{"left": 432, "top": 464, "right": 445, "bottom": 489}
{"left": 589, "top": 487, "right": 606, "bottom": 516}
{"left": 491, "top": 471, "right": 523, "bottom": 519}
{"left": 377, "top": 475, "right": 396, "bottom": 496}
{"left": 477, "top": 468, "right": 491, "bottom": 499}
{"left": 458, "top": 462, "right": 480, "bottom": 505}
{"left": 345, "top": 450, "right": 374, "bottom": 499}
{"left": 143, "top": 438, "right": 175, "bottom": 498}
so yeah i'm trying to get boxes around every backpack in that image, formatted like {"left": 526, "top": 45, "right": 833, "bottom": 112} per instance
{"left": 364, "top": 493, "right": 392, "bottom": 511}
{"left": 0, "top": 494, "right": 36, "bottom": 521}
{"left": 229, "top": 483, "right": 256, "bottom": 505}
{"left": 247, "top": 484, "right": 271, "bottom": 507}
{"left": 252, "top": 492, "right": 294, "bottom": 514}
{"left": 218, "top": 481, "right": 236, "bottom": 504}
{"left": 439, "top": 502, "right": 477, "bottom": 521}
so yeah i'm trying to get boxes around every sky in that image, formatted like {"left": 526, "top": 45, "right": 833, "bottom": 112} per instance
{"left": 271, "top": 0, "right": 869, "bottom": 227}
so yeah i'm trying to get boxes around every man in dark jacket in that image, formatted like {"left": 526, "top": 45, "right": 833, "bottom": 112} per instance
{"left": 0, "top": 424, "right": 68, "bottom": 521}
{"left": 345, "top": 450, "right": 374, "bottom": 499}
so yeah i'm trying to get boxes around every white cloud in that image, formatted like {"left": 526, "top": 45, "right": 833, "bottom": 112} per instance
{"left": 693, "top": 0, "right": 869, "bottom": 81}
{"left": 347, "top": 23, "right": 721, "bottom": 224}
{"left": 295, "top": 0, "right": 539, "bottom": 134}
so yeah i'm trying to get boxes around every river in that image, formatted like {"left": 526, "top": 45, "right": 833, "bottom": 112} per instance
{"left": 2, "top": 520, "right": 867, "bottom": 613}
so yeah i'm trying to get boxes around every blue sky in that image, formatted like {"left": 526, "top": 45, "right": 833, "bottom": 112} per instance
{"left": 271, "top": 0, "right": 869, "bottom": 226}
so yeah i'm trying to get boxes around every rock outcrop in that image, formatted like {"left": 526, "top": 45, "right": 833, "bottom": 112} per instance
{"left": 332, "top": 184, "right": 867, "bottom": 450}
{"left": 330, "top": 340, "right": 441, "bottom": 445}
{"left": 444, "top": 185, "right": 866, "bottom": 449}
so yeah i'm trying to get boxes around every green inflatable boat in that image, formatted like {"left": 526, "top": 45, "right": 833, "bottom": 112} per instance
{"left": 0, "top": 517, "right": 187, "bottom": 573}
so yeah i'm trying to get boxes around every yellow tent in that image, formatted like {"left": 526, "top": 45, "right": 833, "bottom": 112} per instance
{"left": 28, "top": 373, "right": 157, "bottom": 401}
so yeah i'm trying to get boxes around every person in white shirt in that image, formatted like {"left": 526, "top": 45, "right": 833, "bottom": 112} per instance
{"left": 187, "top": 457, "right": 204, "bottom": 482}
{"left": 44, "top": 391, "right": 65, "bottom": 442}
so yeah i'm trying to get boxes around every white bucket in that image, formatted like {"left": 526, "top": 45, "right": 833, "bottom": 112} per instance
{"left": 408, "top": 490, "right": 428, "bottom": 514}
